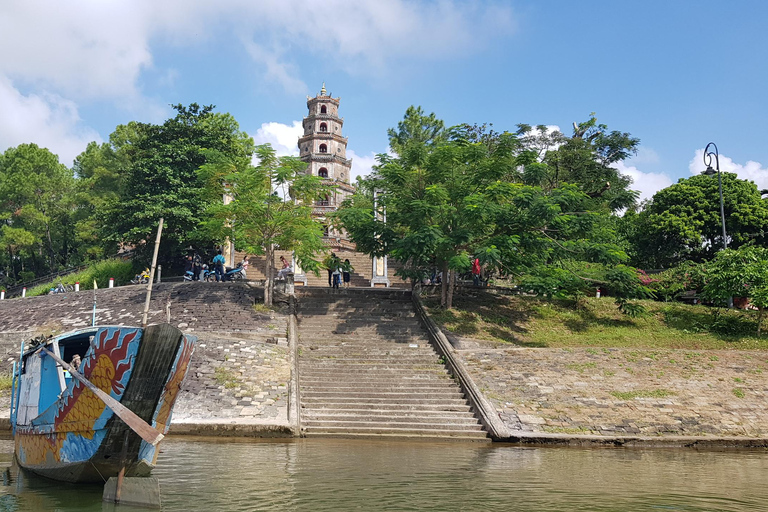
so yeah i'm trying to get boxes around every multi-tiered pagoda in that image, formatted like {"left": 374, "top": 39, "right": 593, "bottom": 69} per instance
{"left": 298, "top": 83, "right": 356, "bottom": 246}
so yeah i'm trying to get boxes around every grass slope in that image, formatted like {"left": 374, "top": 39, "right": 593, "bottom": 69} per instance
{"left": 424, "top": 292, "right": 768, "bottom": 350}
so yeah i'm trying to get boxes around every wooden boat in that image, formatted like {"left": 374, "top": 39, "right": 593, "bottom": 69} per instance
{"left": 11, "top": 323, "right": 196, "bottom": 483}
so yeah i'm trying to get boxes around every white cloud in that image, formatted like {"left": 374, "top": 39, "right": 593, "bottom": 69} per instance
{"left": 0, "top": 0, "right": 515, "bottom": 161}
{"left": 0, "top": 1, "right": 514, "bottom": 101}
{"left": 0, "top": 77, "right": 100, "bottom": 165}
{"left": 241, "top": 39, "right": 309, "bottom": 95}
{"left": 252, "top": 121, "right": 303, "bottom": 157}
{"left": 347, "top": 149, "right": 378, "bottom": 182}
{"left": 234, "top": 0, "right": 514, "bottom": 82}
{"left": 689, "top": 149, "right": 768, "bottom": 190}
{"left": 613, "top": 160, "right": 673, "bottom": 202}
{"left": 0, "top": 1, "right": 153, "bottom": 101}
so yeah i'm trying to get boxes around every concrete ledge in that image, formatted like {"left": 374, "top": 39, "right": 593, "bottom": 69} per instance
{"left": 502, "top": 431, "right": 768, "bottom": 449}
{"left": 412, "top": 291, "right": 510, "bottom": 440}
{"left": 168, "top": 421, "right": 294, "bottom": 438}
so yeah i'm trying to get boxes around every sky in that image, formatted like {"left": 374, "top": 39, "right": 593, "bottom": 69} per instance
{"left": 1, "top": 0, "right": 767, "bottom": 203}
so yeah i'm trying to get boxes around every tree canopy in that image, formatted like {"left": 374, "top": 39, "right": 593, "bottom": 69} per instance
{"left": 102, "top": 104, "right": 254, "bottom": 266}
{"left": 626, "top": 173, "right": 768, "bottom": 269}
{"left": 336, "top": 107, "right": 647, "bottom": 312}
{"left": 0, "top": 143, "right": 75, "bottom": 281}
{"left": 200, "top": 143, "right": 329, "bottom": 304}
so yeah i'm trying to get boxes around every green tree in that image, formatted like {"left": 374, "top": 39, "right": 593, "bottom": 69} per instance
{"left": 71, "top": 125, "right": 137, "bottom": 262}
{"left": 200, "top": 144, "right": 329, "bottom": 305}
{"left": 518, "top": 114, "right": 640, "bottom": 212}
{"left": 337, "top": 109, "right": 644, "bottom": 312}
{"left": 628, "top": 173, "right": 768, "bottom": 268}
{"left": 0, "top": 143, "right": 75, "bottom": 279}
{"left": 702, "top": 246, "right": 768, "bottom": 334}
{"left": 103, "top": 104, "right": 253, "bottom": 267}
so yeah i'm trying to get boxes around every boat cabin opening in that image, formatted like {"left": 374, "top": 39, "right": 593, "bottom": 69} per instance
{"left": 16, "top": 329, "right": 98, "bottom": 426}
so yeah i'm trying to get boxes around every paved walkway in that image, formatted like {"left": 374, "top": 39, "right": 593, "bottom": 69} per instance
{"left": 456, "top": 339, "right": 768, "bottom": 438}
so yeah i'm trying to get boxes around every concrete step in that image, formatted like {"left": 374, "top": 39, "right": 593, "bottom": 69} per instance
{"left": 298, "top": 335, "right": 431, "bottom": 343}
{"left": 301, "top": 383, "right": 459, "bottom": 392}
{"left": 298, "top": 310, "right": 416, "bottom": 316}
{"left": 301, "top": 401, "right": 473, "bottom": 412}
{"left": 301, "top": 353, "right": 437, "bottom": 360}
{"left": 302, "top": 409, "right": 478, "bottom": 420}
{"left": 300, "top": 376, "right": 453, "bottom": 386}
{"left": 302, "top": 432, "right": 490, "bottom": 442}
{"left": 300, "top": 369, "right": 450, "bottom": 378}
{"left": 301, "top": 396, "right": 470, "bottom": 406}
{"left": 296, "top": 323, "right": 423, "bottom": 331}
{"left": 300, "top": 357, "right": 442, "bottom": 365}
{"left": 301, "top": 390, "right": 465, "bottom": 400}
{"left": 301, "top": 345, "right": 436, "bottom": 354}
{"left": 303, "top": 419, "right": 483, "bottom": 430}
{"left": 302, "top": 426, "right": 488, "bottom": 439}
{"left": 299, "top": 359, "right": 444, "bottom": 366}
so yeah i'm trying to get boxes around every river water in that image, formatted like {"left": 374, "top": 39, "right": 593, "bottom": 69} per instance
{"left": 0, "top": 438, "right": 767, "bottom": 511}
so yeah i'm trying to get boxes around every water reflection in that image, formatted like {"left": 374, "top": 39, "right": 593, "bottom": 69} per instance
{"left": 0, "top": 437, "right": 767, "bottom": 511}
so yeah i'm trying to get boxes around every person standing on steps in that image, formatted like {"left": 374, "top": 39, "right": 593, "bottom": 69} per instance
{"left": 193, "top": 252, "right": 203, "bottom": 281}
{"left": 325, "top": 252, "right": 339, "bottom": 287}
{"left": 342, "top": 258, "right": 352, "bottom": 288}
{"left": 332, "top": 258, "right": 342, "bottom": 289}
{"left": 212, "top": 249, "right": 226, "bottom": 282}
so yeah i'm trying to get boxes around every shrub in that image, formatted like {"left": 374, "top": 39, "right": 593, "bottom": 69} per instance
{"left": 27, "top": 259, "right": 136, "bottom": 296}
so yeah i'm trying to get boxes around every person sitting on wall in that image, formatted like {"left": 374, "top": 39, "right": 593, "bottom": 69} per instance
{"left": 277, "top": 255, "right": 293, "bottom": 280}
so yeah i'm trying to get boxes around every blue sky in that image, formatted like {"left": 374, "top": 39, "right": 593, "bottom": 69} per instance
{"left": 1, "top": 0, "right": 767, "bottom": 201}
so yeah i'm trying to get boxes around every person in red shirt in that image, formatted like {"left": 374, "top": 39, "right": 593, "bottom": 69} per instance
{"left": 471, "top": 258, "right": 481, "bottom": 286}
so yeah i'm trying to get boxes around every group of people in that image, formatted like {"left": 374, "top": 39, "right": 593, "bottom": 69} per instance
{"left": 185, "top": 250, "right": 229, "bottom": 282}
{"left": 326, "top": 253, "right": 352, "bottom": 289}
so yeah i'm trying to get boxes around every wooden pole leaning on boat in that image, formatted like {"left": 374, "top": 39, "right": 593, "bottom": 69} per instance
{"left": 142, "top": 217, "right": 164, "bottom": 328}
{"left": 38, "top": 346, "right": 164, "bottom": 446}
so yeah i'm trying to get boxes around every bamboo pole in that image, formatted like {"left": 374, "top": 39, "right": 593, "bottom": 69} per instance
{"left": 142, "top": 218, "right": 164, "bottom": 328}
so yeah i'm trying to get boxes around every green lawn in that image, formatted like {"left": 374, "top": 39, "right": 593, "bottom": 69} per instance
{"left": 423, "top": 292, "right": 768, "bottom": 350}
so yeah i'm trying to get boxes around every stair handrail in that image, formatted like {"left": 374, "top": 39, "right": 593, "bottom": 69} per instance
{"left": 412, "top": 289, "right": 510, "bottom": 440}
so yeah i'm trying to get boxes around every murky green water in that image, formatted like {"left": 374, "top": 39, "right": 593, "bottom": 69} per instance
{"left": 0, "top": 438, "right": 767, "bottom": 511}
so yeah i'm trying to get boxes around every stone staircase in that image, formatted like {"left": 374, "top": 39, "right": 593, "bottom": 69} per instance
{"left": 241, "top": 249, "right": 406, "bottom": 288}
{"left": 296, "top": 288, "right": 488, "bottom": 441}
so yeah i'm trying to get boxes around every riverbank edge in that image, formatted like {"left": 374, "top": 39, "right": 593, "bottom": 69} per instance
{"left": 3, "top": 415, "right": 768, "bottom": 448}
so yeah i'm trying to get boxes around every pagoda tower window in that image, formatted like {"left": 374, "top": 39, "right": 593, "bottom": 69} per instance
{"left": 319, "top": 144, "right": 327, "bottom": 153}
{"left": 320, "top": 105, "right": 327, "bottom": 114}
{"left": 319, "top": 122, "right": 327, "bottom": 132}
{"left": 318, "top": 195, "right": 330, "bottom": 207}
{"left": 318, "top": 167, "right": 328, "bottom": 178}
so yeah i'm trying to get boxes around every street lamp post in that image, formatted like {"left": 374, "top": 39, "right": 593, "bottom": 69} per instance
{"left": 702, "top": 142, "right": 732, "bottom": 308}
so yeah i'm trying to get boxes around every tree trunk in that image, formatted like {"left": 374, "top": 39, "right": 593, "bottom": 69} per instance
{"left": 45, "top": 221, "right": 56, "bottom": 272}
{"left": 440, "top": 260, "right": 449, "bottom": 308}
{"left": 447, "top": 269, "right": 455, "bottom": 310}
{"left": 264, "top": 245, "right": 274, "bottom": 305}
{"left": 758, "top": 306, "right": 764, "bottom": 336}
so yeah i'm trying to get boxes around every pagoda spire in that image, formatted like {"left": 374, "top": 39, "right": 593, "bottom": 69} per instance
{"left": 320, "top": 82, "right": 327, "bottom": 96}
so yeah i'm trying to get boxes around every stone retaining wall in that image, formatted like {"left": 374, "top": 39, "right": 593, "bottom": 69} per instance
{"left": 0, "top": 282, "right": 293, "bottom": 434}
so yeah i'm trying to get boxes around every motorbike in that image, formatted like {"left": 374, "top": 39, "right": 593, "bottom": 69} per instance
{"left": 222, "top": 260, "right": 249, "bottom": 282}
{"left": 48, "top": 282, "right": 73, "bottom": 294}
{"left": 202, "top": 264, "right": 216, "bottom": 282}
{"left": 131, "top": 268, "right": 150, "bottom": 285}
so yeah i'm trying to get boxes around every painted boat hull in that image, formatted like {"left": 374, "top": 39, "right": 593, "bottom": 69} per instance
{"left": 13, "top": 324, "right": 196, "bottom": 483}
